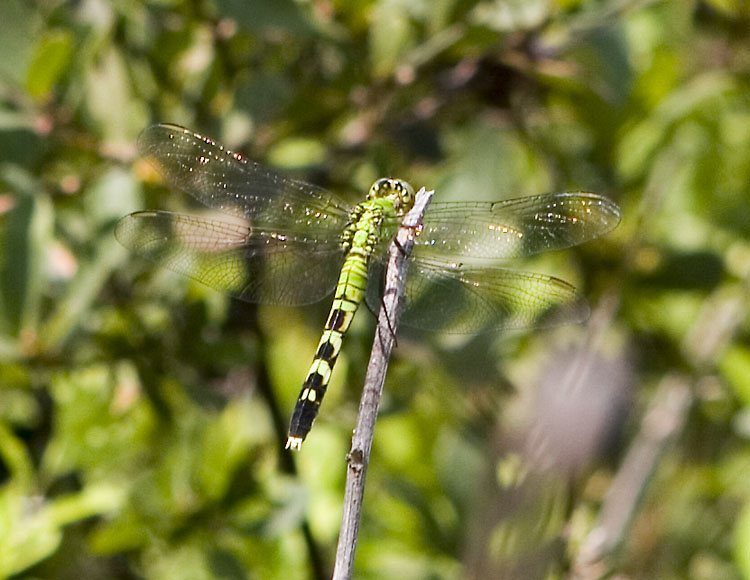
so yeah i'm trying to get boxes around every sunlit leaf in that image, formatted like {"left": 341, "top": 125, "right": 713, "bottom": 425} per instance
{"left": 26, "top": 30, "right": 74, "bottom": 99}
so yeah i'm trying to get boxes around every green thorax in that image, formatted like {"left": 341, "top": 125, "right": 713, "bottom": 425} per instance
{"left": 340, "top": 178, "right": 416, "bottom": 254}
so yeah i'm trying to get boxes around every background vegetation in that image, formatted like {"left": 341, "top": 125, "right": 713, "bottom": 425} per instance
{"left": 1, "top": 0, "right": 749, "bottom": 578}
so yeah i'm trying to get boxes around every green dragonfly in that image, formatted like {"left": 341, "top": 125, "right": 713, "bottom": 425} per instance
{"left": 116, "top": 124, "right": 621, "bottom": 450}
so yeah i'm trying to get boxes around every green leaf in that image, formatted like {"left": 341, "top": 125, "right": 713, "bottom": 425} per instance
{"left": 721, "top": 346, "right": 750, "bottom": 407}
{"left": 266, "top": 137, "right": 326, "bottom": 169}
{"left": 0, "top": 482, "right": 124, "bottom": 577}
{"left": 470, "top": 0, "right": 549, "bottom": 32}
{"left": 41, "top": 364, "right": 156, "bottom": 480}
{"left": 735, "top": 500, "right": 750, "bottom": 579}
{"left": 216, "top": 0, "right": 314, "bottom": 35}
{"left": 0, "top": 488, "right": 63, "bottom": 577}
{"left": 0, "top": 421, "right": 34, "bottom": 490}
{"left": 39, "top": 170, "right": 142, "bottom": 350}
{"left": 0, "top": 0, "right": 37, "bottom": 85}
{"left": 197, "top": 398, "right": 266, "bottom": 501}
{"left": 0, "top": 170, "right": 53, "bottom": 341}
{"left": 369, "top": 0, "right": 415, "bottom": 78}
{"left": 26, "top": 30, "right": 74, "bottom": 99}
{"left": 84, "top": 47, "right": 148, "bottom": 144}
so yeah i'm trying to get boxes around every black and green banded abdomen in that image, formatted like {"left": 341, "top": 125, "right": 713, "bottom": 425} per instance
{"left": 285, "top": 230, "right": 372, "bottom": 449}
{"left": 285, "top": 179, "right": 415, "bottom": 450}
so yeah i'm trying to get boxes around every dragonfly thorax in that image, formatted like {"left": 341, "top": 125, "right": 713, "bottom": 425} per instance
{"left": 367, "top": 178, "right": 415, "bottom": 215}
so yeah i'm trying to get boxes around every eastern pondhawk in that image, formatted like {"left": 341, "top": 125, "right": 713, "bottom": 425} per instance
{"left": 115, "top": 124, "right": 621, "bottom": 450}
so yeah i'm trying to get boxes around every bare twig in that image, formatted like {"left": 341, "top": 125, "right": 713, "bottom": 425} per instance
{"left": 331, "top": 187, "right": 434, "bottom": 580}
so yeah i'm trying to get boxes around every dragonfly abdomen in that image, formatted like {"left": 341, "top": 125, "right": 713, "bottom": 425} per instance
{"left": 285, "top": 179, "right": 415, "bottom": 450}
{"left": 285, "top": 205, "right": 384, "bottom": 450}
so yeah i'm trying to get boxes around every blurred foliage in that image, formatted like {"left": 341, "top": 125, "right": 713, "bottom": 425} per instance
{"left": 0, "top": 0, "right": 749, "bottom": 579}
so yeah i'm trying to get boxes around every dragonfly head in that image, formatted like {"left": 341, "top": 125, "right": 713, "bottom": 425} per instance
{"left": 368, "top": 178, "right": 415, "bottom": 215}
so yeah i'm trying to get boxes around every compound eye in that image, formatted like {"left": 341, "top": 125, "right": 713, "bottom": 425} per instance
{"left": 368, "top": 178, "right": 391, "bottom": 199}
{"left": 400, "top": 182, "right": 415, "bottom": 204}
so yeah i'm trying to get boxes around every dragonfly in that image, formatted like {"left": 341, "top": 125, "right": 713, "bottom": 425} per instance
{"left": 116, "top": 124, "right": 621, "bottom": 450}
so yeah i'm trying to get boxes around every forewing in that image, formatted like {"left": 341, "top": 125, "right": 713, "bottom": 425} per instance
{"left": 138, "top": 124, "right": 352, "bottom": 230}
{"left": 115, "top": 211, "right": 344, "bottom": 305}
{"left": 366, "top": 258, "right": 589, "bottom": 333}
{"left": 407, "top": 192, "right": 620, "bottom": 261}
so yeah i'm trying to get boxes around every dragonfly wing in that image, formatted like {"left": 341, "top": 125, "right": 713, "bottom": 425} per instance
{"left": 403, "top": 192, "right": 620, "bottom": 261}
{"left": 138, "top": 124, "right": 353, "bottom": 230}
{"left": 366, "top": 258, "right": 588, "bottom": 333}
{"left": 116, "top": 211, "right": 344, "bottom": 305}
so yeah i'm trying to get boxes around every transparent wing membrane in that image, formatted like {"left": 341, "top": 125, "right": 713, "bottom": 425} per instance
{"left": 115, "top": 211, "right": 344, "bottom": 305}
{"left": 366, "top": 258, "right": 588, "bottom": 333}
{"left": 390, "top": 192, "right": 621, "bottom": 262}
{"left": 138, "top": 124, "right": 352, "bottom": 230}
